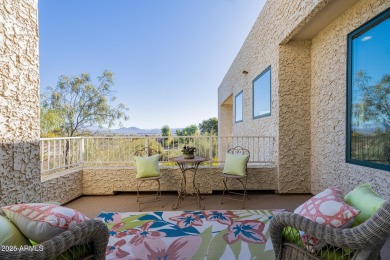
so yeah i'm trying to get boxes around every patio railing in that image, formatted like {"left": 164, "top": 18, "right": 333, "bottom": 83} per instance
{"left": 40, "top": 135, "right": 275, "bottom": 175}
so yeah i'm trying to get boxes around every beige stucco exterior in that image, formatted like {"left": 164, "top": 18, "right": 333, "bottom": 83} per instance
{"left": 218, "top": 0, "right": 390, "bottom": 196}
{"left": 0, "top": 0, "right": 40, "bottom": 206}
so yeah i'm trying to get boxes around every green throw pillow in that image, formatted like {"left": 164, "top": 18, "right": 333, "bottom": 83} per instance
{"left": 135, "top": 154, "right": 160, "bottom": 178}
{"left": 344, "top": 183, "right": 385, "bottom": 226}
{"left": 0, "top": 215, "right": 30, "bottom": 246}
{"left": 222, "top": 153, "right": 249, "bottom": 176}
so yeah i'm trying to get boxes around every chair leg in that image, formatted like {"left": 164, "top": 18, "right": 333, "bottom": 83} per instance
{"left": 242, "top": 175, "right": 248, "bottom": 209}
{"left": 136, "top": 178, "right": 162, "bottom": 212}
{"left": 221, "top": 176, "right": 248, "bottom": 208}
{"left": 221, "top": 177, "right": 229, "bottom": 205}
{"left": 136, "top": 180, "right": 140, "bottom": 202}
{"left": 157, "top": 179, "right": 161, "bottom": 200}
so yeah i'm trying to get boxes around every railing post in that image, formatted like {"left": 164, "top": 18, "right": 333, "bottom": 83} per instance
{"left": 48, "top": 140, "right": 51, "bottom": 171}
{"left": 209, "top": 136, "right": 213, "bottom": 166}
{"left": 80, "top": 137, "right": 85, "bottom": 165}
{"left": 145, "top": 135, "right": 149, "bottom": 148}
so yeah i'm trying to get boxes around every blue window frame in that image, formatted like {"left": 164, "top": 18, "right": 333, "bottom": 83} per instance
{"left": 346, "top": 8, "right": 390, "bottom": 171}
{"left": 235, "top": 91, "right": 243, "bottom": 123}
{"left": 253, "top": 66, "right": 271, "bottom": 119}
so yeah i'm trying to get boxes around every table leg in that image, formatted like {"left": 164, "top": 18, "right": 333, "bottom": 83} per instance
{"left": 192, "top": 162, "right": 205, "bottom": 209}
{"left": 172, "top": 167, "right": 187, "bottom": 210}
{"left": 172, "top": 161, "right": 205, "bottom": 210}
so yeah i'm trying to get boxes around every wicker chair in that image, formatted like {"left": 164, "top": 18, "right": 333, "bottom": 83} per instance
{"left": 0, "top": 218, "right": 109, "bottom": 260}
{"left": 221, "top": 146, "right": 250, "bottom": 209}
{"left": 134, "top": 147, "right": 162, "bottom": 211}
{"left": 269, "top": 200, "right": 390, "bottom": 260}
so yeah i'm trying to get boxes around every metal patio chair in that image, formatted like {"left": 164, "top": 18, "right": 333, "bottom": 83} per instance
{"left": 221, "top": 146, "right": 250, "bottom": 209}
{"left": 134, "top": 147, "right": 162, "bottom": 211}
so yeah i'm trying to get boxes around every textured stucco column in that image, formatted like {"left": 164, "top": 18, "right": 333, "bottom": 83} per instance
{"left": 278, "top": 41, "right": 312, "bottom": 193}
{"left": 0, "top": 0, "right": 40, "bottom": 206}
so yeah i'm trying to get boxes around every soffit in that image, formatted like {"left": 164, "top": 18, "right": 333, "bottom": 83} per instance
{"left": 291, "top": 0, "right": 361, "bottom": 41}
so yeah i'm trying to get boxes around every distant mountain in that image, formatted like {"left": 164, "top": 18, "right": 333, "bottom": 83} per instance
{"left": 86, "top": 126, "right": 182, "bottom": 135}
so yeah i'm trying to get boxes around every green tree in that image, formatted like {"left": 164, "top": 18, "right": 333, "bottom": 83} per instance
{"left": 41, "top": 70, "right": 129, "bottom": 165}
{"left": 176, "top": 124, "right": 199, "bottom": 136}
{"left": 41, "top": 70, "right": 129, "bottom": 137}
{"left": 40, "top": 107, "right": 64, "bottom": 137}
{"left": 198, "top": 117, "right": 218, "bottom": 135}
{"left": 355, "top": 71, "right": 390, "bottom": 128}
{"left": 161, "top": 125, "right": 172, "bottom": 146}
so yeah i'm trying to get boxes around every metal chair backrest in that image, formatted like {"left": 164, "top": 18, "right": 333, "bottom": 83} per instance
{"left": 227, "top": 146, "right": 250, "bottom": 160}
{"left": 134, "top": 147, "right": 159, "bottom": 157}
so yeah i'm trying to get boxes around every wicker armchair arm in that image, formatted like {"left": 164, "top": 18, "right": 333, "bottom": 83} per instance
{"left": 270, "top": 200, "right": 390, "bottom": 259}
{"left": 0, "top": 219, "right": 109, "bottom": 260}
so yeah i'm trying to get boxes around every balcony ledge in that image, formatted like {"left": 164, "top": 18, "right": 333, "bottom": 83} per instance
{"left": 41, "top": 165, "right": 277, "bottom": 205}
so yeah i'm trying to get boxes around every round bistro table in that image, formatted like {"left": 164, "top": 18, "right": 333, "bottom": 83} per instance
{"left": 169, "top": 156, "right": 209, "bottom": 210}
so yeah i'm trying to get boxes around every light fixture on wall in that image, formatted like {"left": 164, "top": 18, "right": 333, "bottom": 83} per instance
{"left": 242, "top": 70, "right": 248, "bottom": 75}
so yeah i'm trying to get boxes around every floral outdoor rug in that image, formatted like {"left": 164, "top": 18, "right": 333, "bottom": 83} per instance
{"left": 97, "top": 209, "right": 285, "bottom": 260}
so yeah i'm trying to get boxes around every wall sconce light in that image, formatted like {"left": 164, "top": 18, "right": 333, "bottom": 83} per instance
{"left": 242, "top": 70, "right": 248, "bottom": 75}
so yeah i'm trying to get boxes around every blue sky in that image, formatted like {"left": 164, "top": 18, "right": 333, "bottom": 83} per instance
{"left": 39, "top": 0, "right": 266, "bottom": 129}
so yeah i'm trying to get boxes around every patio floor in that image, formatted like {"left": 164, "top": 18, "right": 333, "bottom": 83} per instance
{"left": 65, "top": 191, "right": 312, "bottom": 218}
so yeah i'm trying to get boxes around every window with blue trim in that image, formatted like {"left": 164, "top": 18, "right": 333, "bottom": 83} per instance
{"left": 347, "top": 8, "right": 390, "bottom": 171}
{"left": 253, "top": 66, "right": 271, "bottom": 119}
{"left": 235, "top": 91, "right": 243, "bottom": 123}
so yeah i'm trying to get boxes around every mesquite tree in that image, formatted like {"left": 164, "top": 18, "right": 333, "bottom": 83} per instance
{"left": 41, "top": 70, "right": 129, "bottom": 164}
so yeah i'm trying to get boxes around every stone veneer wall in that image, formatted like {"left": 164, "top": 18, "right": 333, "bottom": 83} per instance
{"left": 0, "top": 0, "right": 40, "bottom": 206}
{"left": 82, "top": 167, "right": 277, "bottom": 195}
{"left": 310, "top": 0, "right": 390, "bottom": 197}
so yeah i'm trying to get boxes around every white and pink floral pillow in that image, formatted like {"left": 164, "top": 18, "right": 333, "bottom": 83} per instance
{"left": 294, "top": 187, "right": 360, "bottom": 252}
{"left": 2, "top": 203, "right": 88, "bottom": 243}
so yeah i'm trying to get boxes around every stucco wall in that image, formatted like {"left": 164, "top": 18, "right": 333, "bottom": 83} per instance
{"left": 218, "top": 0, "right": 331, "bottom": 193}
{"left": 310, "top": 0, "right": 390, "bottom": 197}
{"left": 0, "top": 0, "right": 40, "bottom": 206}
{"left": 278, "top": 41, "right": 312, "bottom": 193}
{"left": 41, "top": 169, "right": 83, "bottom": 204}
{"left": 218, "top": 0, "right": 331, "bottom": 137}
{"left": 82, "top": 166, "right": 277, "bottom": 195}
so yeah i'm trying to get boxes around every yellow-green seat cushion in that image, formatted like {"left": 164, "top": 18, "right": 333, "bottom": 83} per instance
{"left": 222, "top": 153, "right": 249, "bottom": 176}
{"left": 0, "top": 215, "right": 31, "bottom": 246}
{"left": 344, "top": 183, "right": 385, "bottom": 226}
{"left": 135, "top": 154, "right": 160, "bottom": 178}
{"left": 283, "top": 226, "right": 354, "bottom": 260}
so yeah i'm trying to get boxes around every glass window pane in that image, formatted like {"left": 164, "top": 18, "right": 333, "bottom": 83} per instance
{"left": 253, "top": 67, "right": 271, "bottom": 118}
{"left": 235, "top": 91, "right": 243, "bottom": 122}
{"left": 348, "top": 11, "right": 390, "bottom": 169}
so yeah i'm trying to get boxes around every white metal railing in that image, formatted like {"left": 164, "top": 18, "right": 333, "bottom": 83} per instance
{"left": 40, "top": 136, "right": 275, "bottom": 175}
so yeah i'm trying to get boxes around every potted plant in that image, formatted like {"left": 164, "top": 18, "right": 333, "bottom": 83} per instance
{"left": 182, "top": 145, "right": 196, "bottom": 159}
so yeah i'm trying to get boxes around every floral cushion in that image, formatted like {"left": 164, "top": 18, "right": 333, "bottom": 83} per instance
{"left": 2, "top": 203, "right": 88, "bottom": 243}
{"left": 294, "top": 187, "right": 360, "bottom": 252}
